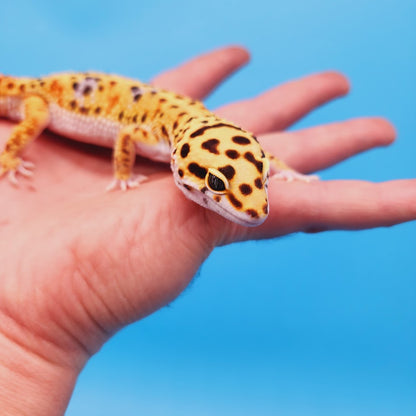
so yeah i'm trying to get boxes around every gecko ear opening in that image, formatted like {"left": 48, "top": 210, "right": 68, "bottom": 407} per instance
{"left": 262, "top": 157, "right": 270, "bottom": 183}
{"left": 205, "top": 168, "right": 229, "bottom": 194}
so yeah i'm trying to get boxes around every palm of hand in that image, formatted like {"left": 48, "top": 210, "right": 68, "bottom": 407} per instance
{"left": 0, "top": 47, "right": 414, "bottom": 368}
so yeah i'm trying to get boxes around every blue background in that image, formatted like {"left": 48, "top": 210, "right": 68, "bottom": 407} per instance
{"left": 1, "top": 1, "right": 415, "bottom": 414}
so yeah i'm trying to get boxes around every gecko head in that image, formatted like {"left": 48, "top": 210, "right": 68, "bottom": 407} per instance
{"left": 171, "top": 124, "right": 270, "bottom": 227}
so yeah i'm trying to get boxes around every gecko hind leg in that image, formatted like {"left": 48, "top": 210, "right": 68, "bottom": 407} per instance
{"left": 0, "top": 95, "right": 49, "bottom": 185}
{"left": 266, "top": 151, "right": 319, "bottom": 183}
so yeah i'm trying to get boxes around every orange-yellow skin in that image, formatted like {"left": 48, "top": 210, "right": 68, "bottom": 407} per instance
{"left": 0, "top": 72, "right": 308, "bottom": 226}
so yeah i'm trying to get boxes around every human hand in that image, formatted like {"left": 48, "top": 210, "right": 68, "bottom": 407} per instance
{"left": 0, "top": 46, "right": 414, "bottom": 415}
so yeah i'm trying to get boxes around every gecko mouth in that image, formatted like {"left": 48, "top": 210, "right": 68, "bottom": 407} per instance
{"left": 178, "top": 182, "right": 268, "bottom": 227}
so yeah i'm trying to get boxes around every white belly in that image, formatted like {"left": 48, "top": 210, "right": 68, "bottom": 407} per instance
{"left": 48, "top": 103, "right": 120, "bottom": 148}
{"left": 0, "top": 98, "right": 172, "bottom": 163}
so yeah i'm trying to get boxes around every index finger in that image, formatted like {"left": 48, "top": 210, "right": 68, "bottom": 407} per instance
{"left": 249, "top": 179, "right": 416, "bottom": 240}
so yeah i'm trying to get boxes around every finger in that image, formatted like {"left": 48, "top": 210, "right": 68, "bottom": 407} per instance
{"left": 151, "top": 45, "right": 250, "bottom": 100}
{"left": 215, "top": 71, "right": 350, "bottom": 135}
{"left": 260, "top": 117, "right": 396, "bottom": 173}
{"left": 245, "top": 179, "right": 416, "bottom": 240}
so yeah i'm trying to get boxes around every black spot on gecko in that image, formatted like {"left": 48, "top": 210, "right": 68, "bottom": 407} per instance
{"left": 141, "top": 113, "right": 148, "bottom": 123}
{"left": 188, "top": 162, "right": 207, "bottom": 179}
{"left": 246, "top": 209, "right": 259, "bottom": 219}
{"left": 226, "top": 149, "right": 240, "bottom": 159}
{"left": 263, "top": 203, "right": 268, "bottom": 214}
{"left": 132, "top": 114, "right": 138, "bottom": 123}
{"left": 254, "top": 178, "right": 263, "bottom": 189}
{"left": 118, "top": 111, "right": 124, "bottom": 121}
{"left": 232, "top": 136, "right": 251, "bottom": 145}
{"left": 19, "top": 84, "right": 26, "bottom": 93}
{"left": 201, "top": 139, "right": 220, "bottom": 154}
{"left": 183, "top": 184, "right": 192, "bottom": 191}
{"left": 201, "top": 186, "right": 208, "bottom": 194}
{"left": 218, "top": 165, "right": 235, "bottom": 180}
{"left": 80, "top": 106, "right": 89, "bottom": 115}
{"left": 173, "top": 121, "right": 179, "bottom": 130}
{"left": 69, "top": 100, "right": 77, "bottom": 110}
{"left": 239, "top": 184, "right": 253, "bottom": 195}
{"left": 178, "top": 169, "right": 184, "bottom": 177}
{"left": 94, "top": 106, "right": 101, "bottom": 115}
{"left": 161, "top": 125, "right": 169, "bottom": 138}
{"left": 190, "top": 123, "right": 241, "bottom": 138}
{"left": 227, "top": 193, "right": 242, "bottom": 209}
{"left": 159, "top": 98, "right": 167, "bottom": 103}
{"left": 214, "top": 195, "right": 221, "bottom": 203}
{"left": 133, "top": 93, "right": 142, "bottom": 102}
{"left": 72, "top": 82, "right": 79, "bottom": 90}
{"left": 181, "top": 143, "right": 190, "bottom": 158}
{"left": 83, "top": 85, "right": 92, "bottom": 96}
{"left": 244, "top": 152, "right": 263, "bottom": 174}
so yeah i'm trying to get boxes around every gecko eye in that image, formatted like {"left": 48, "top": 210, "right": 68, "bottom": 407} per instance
{"left": 205, "top": 168, "right": 229, "bottom": 194}
{"left": 262, "top": 157, "right": 270, "bottom": 183}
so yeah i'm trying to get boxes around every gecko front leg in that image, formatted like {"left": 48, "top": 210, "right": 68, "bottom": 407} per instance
{"left": 106, "top": 125, "right": 158, "bottom": 191}
{"left": 0, "top": 95, "right": 49, "bottom": 185}
{"left": 266, "top": 151, "right": 319, "bottom": 182}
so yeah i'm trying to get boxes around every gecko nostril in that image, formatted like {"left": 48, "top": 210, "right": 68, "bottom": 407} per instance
{"left": 246, "top": 209, "right": 259, "bottom": 219}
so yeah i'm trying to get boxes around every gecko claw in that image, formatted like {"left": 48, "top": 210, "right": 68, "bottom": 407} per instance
{"left": 272, "top": 170, "right": 319, "bottom": 183}
{"left": 0, "top": 158, "right": 35, "bottom": 186}
{"left": 106, "top": 175, "right": 147, "bottom": 192}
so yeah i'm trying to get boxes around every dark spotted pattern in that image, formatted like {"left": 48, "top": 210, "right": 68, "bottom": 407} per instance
{"left": 188, "top": 163, "right": 207, "bottom": 179}
{"left": 232, "top": 136, "right": 251, "bottom": 145}
{"left": 141, "top": 113, "right": 147, "bottom": 123}
{"left": 239, "top": 184, "right": 253, "bottom": 195}
{"left": 218, "top": 165, "right": 235, "bottom": 180}
{"left": 161, "top": 125, "right": 169, "bottom": 138}
{"left": 95, "top": 106, "right": 101, "bottom": 115}
{"left": 69, "top": 100, "right": 77, "bottom": 110}
{"left": 201, "top": 186, "right": 208, "bottom": 193}
{"left": 118, "top": 111, "right": 124, "bottom": 121}
{"left": 244, "top": 152, "right": 263, "bottom": 174}
{"left": 214, "top": 196, "right": 221, "bottom": 203}
{"left": 254, "top": 178, "right": 263, "bottom": 189}
{"left": 178, "top": 169, "right": 184, "bottom": 177}
{"left": 227, "top": 193, "right": 243, "bottom": 209}
{"left": 83, "top": 85, "right": 92, "bottom": 96}
{"left": 246, "top": 209, "right": 259, "bottom": 219}
{"left": 201, "top": 138, "right": 220, "bottom": 154}
{"left": 226, "top": 149, "right": 239, "bottom": 159}
{"left": 190, "top": 123, "right": 241, "bottom": 138}
{"left": 181, "top": 143, "right": 190, "bottom": 158}
{"left": 263, "top": 204, "right": 268, "bottom": 214}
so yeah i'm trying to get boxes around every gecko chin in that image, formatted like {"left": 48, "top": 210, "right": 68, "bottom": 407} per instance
{"left": 177, "top": 181, "right": 268, "bottom": 227}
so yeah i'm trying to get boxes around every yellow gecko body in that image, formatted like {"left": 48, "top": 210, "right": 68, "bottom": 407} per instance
{"left": 0, "top": 72, "right": 313, "bottom": 226}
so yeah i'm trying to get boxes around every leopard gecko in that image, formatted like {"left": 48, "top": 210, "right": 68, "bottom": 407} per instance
{"left": 0, "top": 72, "right": 314, "bottom": 226}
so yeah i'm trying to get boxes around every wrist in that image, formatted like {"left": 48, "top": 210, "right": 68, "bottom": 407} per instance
{"left": 0, "top": 329, "right": 79, "bottom": 416}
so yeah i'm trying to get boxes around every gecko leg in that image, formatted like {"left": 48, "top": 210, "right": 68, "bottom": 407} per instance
{"left": 106, "top": 125, "right": 158, "bottom": 191}
{"left": 0, "top": 95, "right": 49, "bottom": 185}
{"left": 266, "top": 151, "right": 319, "bottom": 182}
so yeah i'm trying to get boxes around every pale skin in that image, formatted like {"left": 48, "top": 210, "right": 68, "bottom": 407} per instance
{"left": 0, "top": 46, "right": 415, "bottom": 415}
